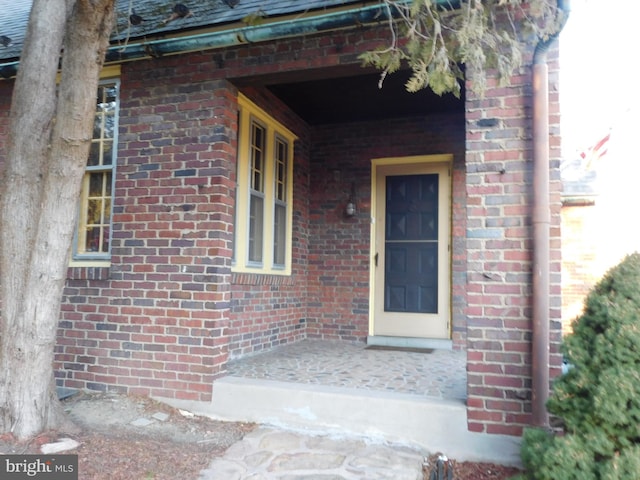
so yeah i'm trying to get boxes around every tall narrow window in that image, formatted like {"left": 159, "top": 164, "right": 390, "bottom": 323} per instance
{"left": 249, "top": 121, "right": 266, "bottom": 263}
{"left": 234, "top": 95, "right": 296, "bottom": 275}
{"left": 273, "top": 136, "right": 288, "bottom": 267}
{"left": 74, "top": 81, "right": 118, "bottom": 260}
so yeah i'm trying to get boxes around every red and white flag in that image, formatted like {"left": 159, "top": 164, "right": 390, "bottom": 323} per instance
{"left": 580, "top": 131, "right": 610, "bottom": 170}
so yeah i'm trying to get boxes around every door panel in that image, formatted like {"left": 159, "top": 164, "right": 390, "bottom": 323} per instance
{"left": 384, "top": 174, "right": 439, "bottom": 314}
{"left": 385, "top": 243, "right": 438, "bottom": 313}
{"left": 372, "top": 159, "right": 451, "bottom": 339}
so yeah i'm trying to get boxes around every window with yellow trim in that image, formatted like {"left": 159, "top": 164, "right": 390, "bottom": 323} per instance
{"left": 73, "top": 80, "right": 118, "bottom": 260}
{"left": 234, "top": 95, "right": 296, "bottom": 275}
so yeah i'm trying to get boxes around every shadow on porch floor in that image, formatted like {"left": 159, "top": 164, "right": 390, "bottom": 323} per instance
{"left": 225, "top": 339, "right": 467, "bottom": 402}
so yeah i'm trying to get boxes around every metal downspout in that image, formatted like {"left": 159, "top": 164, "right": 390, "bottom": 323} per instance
{"left": 531, "top": 0, "right": 570, "bottom": 428}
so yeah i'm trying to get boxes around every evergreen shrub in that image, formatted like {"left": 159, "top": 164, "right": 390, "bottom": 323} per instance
{"left": 520, "top": 253, "right": 640, "bottom": 479}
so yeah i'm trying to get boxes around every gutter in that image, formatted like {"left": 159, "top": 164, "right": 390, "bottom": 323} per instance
{"left": 0, "top": 0, "right": 461, "bottom": 77}
{"left": 531, "top": 0, "right": 570, "bottom": 429}
{"left": 1, "top": 3, "right": 393, "bottom": 75}
{"left": 106, "top": 4, "right": 389, "bottom": 64}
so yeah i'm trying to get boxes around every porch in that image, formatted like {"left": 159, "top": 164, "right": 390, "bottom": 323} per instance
{"left": 226, "top": 339, "right": 467, "bottom": 401}
{"left": 164, "top": 339, "right": 523, "bottom": 465}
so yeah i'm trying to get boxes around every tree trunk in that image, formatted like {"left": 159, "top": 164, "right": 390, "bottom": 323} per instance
{"left": 0, "top": 0, "right": 115, "bottom": 440}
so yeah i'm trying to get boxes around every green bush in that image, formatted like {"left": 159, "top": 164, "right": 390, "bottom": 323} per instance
{"left": 520, "top": 253, "right": 640, "bottom": 480}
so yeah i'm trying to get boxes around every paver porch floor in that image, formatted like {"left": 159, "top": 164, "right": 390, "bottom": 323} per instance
{"left": 225, "top": 339, "right": 467, "bottom": 402}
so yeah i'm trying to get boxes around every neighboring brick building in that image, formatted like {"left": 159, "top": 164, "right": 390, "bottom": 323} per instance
{"left": 561, "top": 134, "right": 640, "bottom": 335}
{"left": 0, "top": 1, "right": 563, "bottom": 438}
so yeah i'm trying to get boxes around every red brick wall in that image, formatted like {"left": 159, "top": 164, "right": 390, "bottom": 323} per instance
{"left": 464, "top": 48, "right": 563, "bottom": 435}
{"left": 56, "top": 71, "right": 240, "bottom": 401}
{"left": 561, "top": 204, "right": 597, "bottom": 333}
{"left": 562, "top": 197, "right": 640, "bottom": 334}
{"left": 53, "top": 25, "right": 400, "bottom": 400}
{"left": 308, "top": 114, "right": 467, "bottom": 346}
{"left": 227, "top": 87, "right": 311, "bottom": 358}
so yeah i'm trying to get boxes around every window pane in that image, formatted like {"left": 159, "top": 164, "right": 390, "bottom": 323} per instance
{"left": 249, "top": 194, "right": 264, "bottom": 262}
{"left": 102, "top": 140, "right": 113, "bottom": 166}
{"left": 88, "top": 172, "right": 103, "bottom": 196}
{"left": 90, "top": 84, "right": 117, "bottom": 167}
{"left": 274, "top": 203, "right": 286, "bottom": 266}
{"left": 79, "top": 171, "right": 112, "bottom": 255}
{"left": 87, "top": 199, "right": 103, "bottom": 224}
{"left": 104, "top": 198, "right": 112, "bottom": 223}
{"left": 251, "top": 121, "right": 265, "bottom": 192}
{"left": 97, "top": 85, "right": 117, "bottom": 114}
{"left": 273, "top": 136, "right": 289, "bottom": 266}
{"left": 253, "top": 162, "right": 262, "bottom": 191}
{"left": 275, "top": 137, "right": 288, "bottom": 202}
{"left": 104, "top": 85, "right": 117, "bottom": 105}
{"left": 252, "top": 121, "right": 264, "bottom": 148}
{"left": 92, "top": 115, "right": 101, "bottom": 139}
{"left": 103, "top": 114, "right": 115, "bottom": 140}
{"left": 88, "top": 142, "right": 101, "bottom": 167}
{"left": 85, "top": 227, "right": 102, "bottom": 252}
{"left": 84, "top": 192, "right": 110, "bottom": 254}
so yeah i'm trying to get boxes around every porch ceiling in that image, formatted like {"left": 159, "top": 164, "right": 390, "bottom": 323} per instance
{"left": 243, "top": 68, "right": 464, "bottom": 126}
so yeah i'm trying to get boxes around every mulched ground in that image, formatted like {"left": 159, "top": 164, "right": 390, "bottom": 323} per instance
{"left": 423, "top": 454, "right": 522, "bottom": 480}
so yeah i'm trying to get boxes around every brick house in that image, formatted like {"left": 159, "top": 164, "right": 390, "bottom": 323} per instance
{"left": 0, "top": 0, "right": 564, "bottom": 452}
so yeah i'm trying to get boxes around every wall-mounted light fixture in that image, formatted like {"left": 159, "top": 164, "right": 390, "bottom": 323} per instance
{"left": 345, "top": 182, "right": 356, "bottom": 217}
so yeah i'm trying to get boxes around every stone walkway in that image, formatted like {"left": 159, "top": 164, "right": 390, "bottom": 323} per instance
{"left": 226, "top": 340, "right": 467, "bottom": 401}
{"left": 198, "top": 426, "right": 426, "bottom": 480}
{"left": 199, "top": 340, "right": 465, "bottom": 478}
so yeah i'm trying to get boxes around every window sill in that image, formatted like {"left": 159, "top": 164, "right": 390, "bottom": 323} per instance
{"left": 67, "top": 265, "right": 111, "bottom": 281}
{"left": 231, "top": 272, "right": 295, "bottom": 286}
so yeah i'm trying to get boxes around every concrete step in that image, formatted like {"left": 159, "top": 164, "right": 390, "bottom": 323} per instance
{"left": 163, "top": 376, "right": 522, "bottom": 466}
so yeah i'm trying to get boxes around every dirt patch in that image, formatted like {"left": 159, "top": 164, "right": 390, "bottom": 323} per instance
{"left": 0, "top": 391, "right": 255, "bottom": 480}
{"left": 0, "top": 392, "right": 522, "bottom": 479}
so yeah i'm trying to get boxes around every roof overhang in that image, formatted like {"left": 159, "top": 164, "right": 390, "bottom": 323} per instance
{"left": 0, "top": 0, "right": 460, "bottom": 79}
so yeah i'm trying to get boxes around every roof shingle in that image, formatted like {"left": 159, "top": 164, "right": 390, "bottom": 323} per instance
{"left": 0, "top": 0, "right": 365, "bottom": 63}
